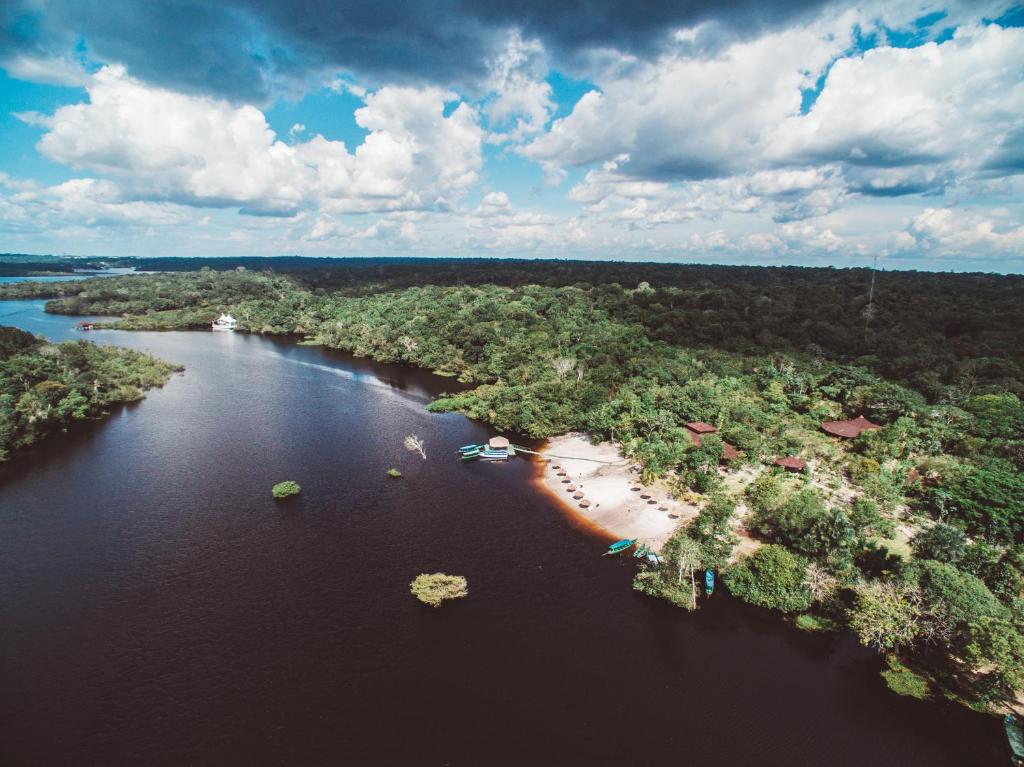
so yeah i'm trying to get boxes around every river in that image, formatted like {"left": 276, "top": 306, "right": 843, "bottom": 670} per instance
{"left": 0, "top": 297, "right": 1004, "bottom": 765}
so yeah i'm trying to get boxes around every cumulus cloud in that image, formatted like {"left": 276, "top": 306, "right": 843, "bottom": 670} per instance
{"left": 32, "top": 66, "right": 483, "bottom": 216}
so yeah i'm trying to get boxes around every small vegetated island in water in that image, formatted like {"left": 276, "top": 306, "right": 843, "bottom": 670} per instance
{"left": 410, "top": 573, "right": 469, "bottom": 607}
{"left": 2, "top": 259, "right": 1023, "bottom": 711}
{"left": 0, "top": 324, "right": 180, "bottom": 461}
{"left": 271, "top": 480, "right": 302, "bottom": 499}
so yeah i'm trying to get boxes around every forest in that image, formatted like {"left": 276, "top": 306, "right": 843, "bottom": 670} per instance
{"left": 0, "top": 325, "right": 180, "bottom": 460}
{"left": 1, "top": 261, "right": 1022, "bottom": 710}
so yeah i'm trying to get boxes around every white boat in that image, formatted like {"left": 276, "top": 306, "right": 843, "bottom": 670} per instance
{"left": 212, "top": 313, "right": 237, "bottom": 331}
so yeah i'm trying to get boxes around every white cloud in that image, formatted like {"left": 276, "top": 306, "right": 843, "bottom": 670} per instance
{"left": 484, "top": 32, "right": 556, "bottom": 143}
{"left": 32, "top": 66, "right": 483, "bottom": 216}
{"left": 906, "top": 207, "right": 1024, "bottom": 255}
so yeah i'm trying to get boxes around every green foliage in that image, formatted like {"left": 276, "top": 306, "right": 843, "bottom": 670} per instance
{"left": 689, "top": 493, "right": 738, "bottom": 569}
{"left": 849, "top": 580, "right": 922, "bottom": 653}
{"left": 633, "top": 532, "right": 704, "bottom": 610}
{"left": 725, "top": 545, "right": 812, "bottom": 613}
{"left": 881, "top": 656, "right": 931, "bottom": 700}
{"left": 913, "top": 459, "right": 1024, "bottom": 544}
{"left": 912, "top": 523, "right": 968, "bottom": 564}
{"left": 387, "top": 468, "right": 402, "bottom": 478}
{"left": 271, "top": 480, "right": 301, "bottom": 499}
{"left": 0, "top": 327, "right": 179, "bottom": 460}
{"left": 913, "top": 559, "right": 1006, "bottom": 642}
{"left": 965, "top": 616, "right": 1024, "bottom": 703}
{"left": 409, "top": 573, "right": 468, "bottom": 607}
{"left": 849, "top": 497, "right": 896, "bottom": 540}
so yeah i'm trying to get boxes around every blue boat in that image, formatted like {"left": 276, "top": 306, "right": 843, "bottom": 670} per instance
{"left": 605, "top": 539, "right": 636, "bottom": 555}
{"left": 705, "top": 568, "right": 715, "bottom": 596}
{"left": 479, "top": 449, "right": 509, "bottom": 461}
{"left": 459, "top": 444, "right": 483, "bottom": 453}
{"left": 647, "top": 552, "right": 661, "bottom": 565}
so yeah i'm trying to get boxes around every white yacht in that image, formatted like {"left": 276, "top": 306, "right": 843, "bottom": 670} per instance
{"left": 212, "top": 313, "right": 238, "bottom": 331}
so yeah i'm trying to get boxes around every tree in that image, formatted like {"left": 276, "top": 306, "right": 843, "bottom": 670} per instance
{"left": 848, "top": 580, "right": 922, "bottom": 653}
{"left": 404, "top": 434, "right": 427, "bottom": 460}
{"left": 965, "top": 616, "right": 1024, "bottom": 704}
{"left": 633, "top": 532, "right": 704, "bottom": 610}
{"left": 849, "top": 497, "right": 895, "bottom": 540}
{"left": 725, "top": 545, "right": 812, "bottom": 613}
{"left": 914, "top": 559, "right": 1006, "bottom": 644}
{"left": 912, "top": 523, "right": 968, "bottom": 564}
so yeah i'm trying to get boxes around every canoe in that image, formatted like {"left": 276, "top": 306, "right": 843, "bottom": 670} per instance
{"left": 633, "top": 545, "right": 649, "bottom": 559}
{"left": 459, "top": 444, "right": 482, "bottom": 453}
{"left": 705, "top": 568, "right": 715, "bottom": 596}
{"left": 606, "top": 539, "right": 636, "bottom": 555}
{"left": 1006, "top": 715, "right": 1024, "bottom": 765}
{"left": 460, "top": 451, "right": 481, "bottom": 461}
{"left": 479, "top": 450, "right": 509, "bottom": 461}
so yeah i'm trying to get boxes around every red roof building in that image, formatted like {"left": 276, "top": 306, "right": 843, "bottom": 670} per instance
{"left": 684, "top": 422, "right": 741, "bottom": 461}
{"left": 821, "top": 415, "right": 881, "bottom": 439}
{"left": 686, "top": 421, "right": 718, "bottom": 434}
{"left": 774, "top": 456, "right": 807, "bottom": 472}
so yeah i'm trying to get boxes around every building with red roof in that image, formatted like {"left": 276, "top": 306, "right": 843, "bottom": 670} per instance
{"left": 774, "top": 456, "right": 807, "bottom": 472}
{"left": 821, "top": 415, "right": 881, "bottom": 439}
{"left": 684, "top": 422, "right": 740, "bottom": 461}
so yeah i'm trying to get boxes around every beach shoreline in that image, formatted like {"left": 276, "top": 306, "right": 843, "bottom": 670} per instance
{"left": 530, "top": 432, "right": 697, "bottom": 552}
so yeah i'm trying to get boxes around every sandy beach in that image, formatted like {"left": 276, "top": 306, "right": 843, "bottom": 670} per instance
{"left": 534, "top": 432, "right": 698, "bottom": 551}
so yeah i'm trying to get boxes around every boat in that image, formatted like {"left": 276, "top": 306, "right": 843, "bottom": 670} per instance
{"left": 705, "top": 568, "right": 715, "bottom": 596}
{"left": 633, "top": 544, "right": 649, "bottom": 559}
{"left": 1006, "top": 714, "right": 1024, "bottom": 765}
{"left": 458, "top": 444, "right": 483, "bottom": 454}
{"left": 479, "top": 449, "right": 509, "bottom": 462}
{"left": 605, "top": 539, "right": 636, "bottom": 555}
{"left": 74, "top": 321, "right": 95, "bottom": 331}
{"left": 212, "top": 313, "right": 237, "bottom": 331}
{"left": 646, "top": 552, "right": 661, "bottom": 565}
{"left": 460, "top": 449, "right": 483, "bottom": 460}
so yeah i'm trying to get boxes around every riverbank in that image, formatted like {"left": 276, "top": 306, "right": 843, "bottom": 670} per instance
{"left": 535, "top": 433, "right": 694, "bottom": 551}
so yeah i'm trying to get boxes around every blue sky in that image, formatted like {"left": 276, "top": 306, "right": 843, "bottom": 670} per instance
{"left": 0, "top": 0, "right": 1022, "bottom": 271}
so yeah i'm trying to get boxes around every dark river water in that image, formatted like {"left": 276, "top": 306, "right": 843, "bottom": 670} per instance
{"left": 0, "top": 298, "right": 1005, "bottom": 766}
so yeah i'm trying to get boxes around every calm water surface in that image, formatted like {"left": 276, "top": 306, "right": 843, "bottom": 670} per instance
{"left": 0, "top": 298, "right": 1004, "bottom": 765}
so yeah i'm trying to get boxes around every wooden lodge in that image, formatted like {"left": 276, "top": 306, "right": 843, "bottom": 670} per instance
{"left": 684, "top": 421, "right": 740, "bottom": 461}
{"left": 821, "top": 415, "right": 881, "bottom": 439}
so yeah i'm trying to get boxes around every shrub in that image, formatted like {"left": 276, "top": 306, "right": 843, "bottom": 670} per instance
{"left": 881, "top": 656, "right": 931, "bottom": 700}
{"left": 272, "top": 480, "right": 301, "bottom": 499}
{"left": 725, "top": 545, "right": 812, "bottom": 612}
{"left": 387, "top": 468, "right": 402, "bottom": 478}
{"left": 410, "top": 573, "right": 468, "bottom": 607}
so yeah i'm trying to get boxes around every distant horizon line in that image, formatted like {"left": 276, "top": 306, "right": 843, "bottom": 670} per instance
{"left": 2, "top": 252, "right": 1022, "bottom": 277}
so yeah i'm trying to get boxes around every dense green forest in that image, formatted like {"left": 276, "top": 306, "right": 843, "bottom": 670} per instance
{"left": 0, "top": 326, "right": 180, "bottom": 460}
{"left": 2, "top": 262, "right": 1023, "bottom": 710}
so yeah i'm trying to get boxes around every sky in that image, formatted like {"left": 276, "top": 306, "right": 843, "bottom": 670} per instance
{"left": 0, "top": 1, "right": 1022, "bottom": 271}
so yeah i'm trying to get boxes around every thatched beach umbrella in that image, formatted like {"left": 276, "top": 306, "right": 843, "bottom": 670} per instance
{"left": 566, "top": 485, "right": 577, "bottom": 492}
{"left": 573, "top": 492, "right": 584, "bottom": 499}
{"left": 579, "top": 500, "right": 591, "bottom": 508}
{"left": 561, "top": 478, "right": 571, "bottom": 483}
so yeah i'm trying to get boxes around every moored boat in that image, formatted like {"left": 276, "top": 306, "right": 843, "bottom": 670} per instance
{"left": 212, "top": 313, "right": 237, "bottom": 331}
{"left": 705, "top": 568, "right": 715, "bottom": 596}
{"left": 479, "top": 449, "right": 509, "bottom": 461}
{"left": 1006, "top": 714, "right": 1024, "bottom": 765}
{"left": 605, "top": 539, "right": 636, "bottom": 555}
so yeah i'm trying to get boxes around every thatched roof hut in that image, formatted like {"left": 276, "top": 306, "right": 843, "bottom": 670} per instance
{"left": 489, "top": 436, "right": 510, "bottom": 449}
